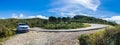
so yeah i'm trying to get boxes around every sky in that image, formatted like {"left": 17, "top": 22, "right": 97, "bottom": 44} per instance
{"left": 0, "top": 0, "right": 120, "bottom": 23}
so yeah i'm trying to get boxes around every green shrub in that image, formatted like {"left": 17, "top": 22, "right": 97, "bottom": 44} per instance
{"left": 41, "top": 22, "right": 88, "bottom": 29}
{"left": 78, "top": 26, "right": 120, "bottom": 45}
{"left": 78, "top": 34, "right": 90, "bottom": 45}
{"left": 0, "top": 28, "right": 15, "bottom": 38}
{"left": 0, "top": 43, "right": 2, "bottom": 45}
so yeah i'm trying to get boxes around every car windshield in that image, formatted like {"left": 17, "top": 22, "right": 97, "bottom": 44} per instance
{"left": 18, "top": 23, "right": 27, "bottom": 25}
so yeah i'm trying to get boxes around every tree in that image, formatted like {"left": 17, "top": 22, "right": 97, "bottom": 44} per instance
{"left": 66, "top": 17, "right": 71, "bottom": 21}
{"left": 57, "top": 17, "right": 62, "bottom": 22}
{"left": 62, "top": 17, "right": 68, "bottom": 22}
{"left": 73, "top": 15, "right": 83, "bottom": 19}
{"left": 49, "top": 16, "right": 57, "bottom": 23}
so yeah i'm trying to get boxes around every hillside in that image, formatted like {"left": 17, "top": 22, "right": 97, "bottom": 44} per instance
{"left": 0, "top": 15, "right": 117, "bottom": 28}
{"left": 0, "top": 15, "right": 117, "bottom": 44}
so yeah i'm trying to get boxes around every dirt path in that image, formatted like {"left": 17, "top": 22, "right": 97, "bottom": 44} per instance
{"left": 3, "top": 24, "right": 107, "bottom": 45}
{"left": 3, "top": 29, "right": 103, "bottom": 45}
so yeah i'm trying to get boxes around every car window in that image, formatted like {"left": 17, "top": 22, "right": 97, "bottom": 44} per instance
{"left": 19, "top": 24, "right": 27, "bottom": 25}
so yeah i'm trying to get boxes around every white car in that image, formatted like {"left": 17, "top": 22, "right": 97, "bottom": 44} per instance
{"left": 17, "top": 23, "right": 30, "bottom": 32}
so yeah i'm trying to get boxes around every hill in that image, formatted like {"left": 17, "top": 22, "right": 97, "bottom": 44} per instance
{"left": 0, "top": 15, "right": 117, "bottom": 44}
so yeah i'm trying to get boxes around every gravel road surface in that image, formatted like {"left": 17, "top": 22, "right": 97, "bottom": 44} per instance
{"left": 3, "top": 24, "right": 107, "bottom": 45}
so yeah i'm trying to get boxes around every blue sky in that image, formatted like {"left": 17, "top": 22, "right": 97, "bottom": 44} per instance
{"left": 0, "top": 0, "right": 120, "bottom": 23}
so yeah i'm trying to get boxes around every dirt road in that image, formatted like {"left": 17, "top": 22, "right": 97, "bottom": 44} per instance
{"left": 3, "top": 24, "right": 107, "bottom": 45}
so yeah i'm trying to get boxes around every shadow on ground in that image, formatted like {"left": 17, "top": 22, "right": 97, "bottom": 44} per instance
{"left": 15, "top": 30, "right": 27, "bottom": 34}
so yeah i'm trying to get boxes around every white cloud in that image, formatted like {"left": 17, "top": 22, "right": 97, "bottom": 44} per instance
{"left": 0, "top": 17, "right": 5, "bottom": 19}
{"left": 12, "top": 13, "right": 25, "bottom": 18}
{"left": 12, "top": 13, "right": 18, "bottom": 18}
{"left": 19, "top": 13, "right": 24, "bottom": 18}
{"left": 28, "top": 15, "right": 48, "bottom": 19}
{"left": 28, "top": 16, "right": 36, "bottom": 18}
{"left": 27, "top": 15, "right": 48, "bottom": 19}
{"left": 104, "top": 16, "right": 120, "bottom": 21}
{"left": 51, "top": 0, "right": 100, "bottom": 11}
{"left": 103, "top": 16, "right": 120, "bottom": 24}
{"left": 67, "top": 0, "right": 100, "bottom": 11}
{"left": 60, "top": 12, "right": 77, "bottom": 17}
{"left": 2, "top": 17, "right": 5, "bottom": 19}
{"left": 49, "top": 0, "right": 100, "bottom": 17}
{"left": 11, "top": 13, "right": 48, "bottom": 19}
{"left": 36, "top": 15, "right": 48, "bottom": 19}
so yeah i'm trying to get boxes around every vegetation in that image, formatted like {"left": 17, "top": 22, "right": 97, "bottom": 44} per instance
{"left": 0, "top": 15, "right": 117, "bottom": 44}
{"left": 47, "top": 15, "right": 117, "bottom": 26}
{"left": 78, "top": 26, "right": 120, "bottom": 45}
{"left": 0, "top": 18, "right": 45, "bottom": 44}
{"left": 42, "top": 22, "right": 90, "bottom": 29}
{"left": 41, "top": 15, "right": 117, "bottom": 29}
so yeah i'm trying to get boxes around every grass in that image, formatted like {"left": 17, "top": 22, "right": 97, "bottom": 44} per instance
{"left": 0, "top": 36, "right": 11, "bottom": 45}
{"left": 78, "top": 25, "right": 120, "bottom": 45}
{"left": 41, "top": 22, "right": 90, "bottom": 29}
{"left": 83, "top": 23, "right": 91, "bottom": 28}
{"left": 0, "top": 29, "right": 15, "bottom": 45}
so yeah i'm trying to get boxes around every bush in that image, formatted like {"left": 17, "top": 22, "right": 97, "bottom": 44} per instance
{"left": 0, "top": 27, "right": 15, "bottom": 38}
{"left": 78, "top": 34, "right": 90, "bottom": 45}
{"left": 78, "top": 26, "right": 120, "bottom": 45}
{"left": 41, "top": 22, "right": 88, "bottom": 29}
{"left": 0, "top": 43, "right": 2, "bottom": 45}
